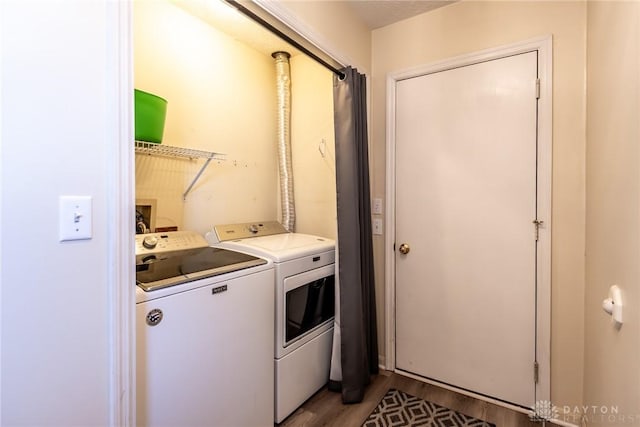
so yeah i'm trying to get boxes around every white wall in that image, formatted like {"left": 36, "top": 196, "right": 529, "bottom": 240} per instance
{"left": 584, "top": 2, "right": 640, "bottom": 426}
{"left": 1, "top": 1, "right": 119, "bottom": 424}
{"left": 371, "top": 0, "right": 587, "bottom": 411}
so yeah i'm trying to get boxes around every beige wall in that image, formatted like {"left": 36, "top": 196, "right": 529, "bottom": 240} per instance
{"left": 273, "top": 0, "right": 372, "bottom": 73}
{"left": 134, "top": 0, "right": 278, "bottom": 233}
{"left": 134, "top": 0, "right": 336, "bottom": 237}
{"left": 584, "top": 2, "right": 640, "bottom": 426}
{"left": 371, "top": 0, "right": 587, "bottom": 410}
{"left": 290, "top": 55, "right": 337, "bottom": 239}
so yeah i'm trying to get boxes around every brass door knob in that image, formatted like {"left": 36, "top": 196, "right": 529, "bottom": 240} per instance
{"left": 399, "top": 243, "right": 410, "bottom": 255}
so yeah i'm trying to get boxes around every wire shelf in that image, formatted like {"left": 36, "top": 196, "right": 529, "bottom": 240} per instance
{"left": 134, "top": 140, "right": 226, "bottom": 200}
{"left": 134, "top": 140, "right": 225, "bottom": 161}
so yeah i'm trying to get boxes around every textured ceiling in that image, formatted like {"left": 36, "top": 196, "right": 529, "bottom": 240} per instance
{"left": 345, "top": 0, "right": 455, "bottom": 30}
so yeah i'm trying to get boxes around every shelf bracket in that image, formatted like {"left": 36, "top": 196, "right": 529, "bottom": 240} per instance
{"left": 183, "top": 157, "right": 213, "bottom": 200}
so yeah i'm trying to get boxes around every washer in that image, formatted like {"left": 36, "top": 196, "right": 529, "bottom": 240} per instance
{"left": 208, "top": 222, "right": 336, "bottom": 423}
{"left": 135, "top": 231, "right": 274, "bottom": 427}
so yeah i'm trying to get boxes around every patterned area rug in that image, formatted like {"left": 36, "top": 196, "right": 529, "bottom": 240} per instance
{"left": 362, "top": 389, "right": 495, "bottom": 427}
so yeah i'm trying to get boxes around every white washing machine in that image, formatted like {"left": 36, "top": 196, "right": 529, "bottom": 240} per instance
{"left": 207, "top": 222, "right": 335, "bottom": 423}
{"left": 135, "top": 231, "right": 275, "bottom": 427}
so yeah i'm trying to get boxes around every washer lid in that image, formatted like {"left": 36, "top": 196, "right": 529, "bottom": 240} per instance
{"left": 136, "top": 246, "right": 267, "bottom": 292}
{"left": 221, "top": 233, "right": 335, "bottom": 262}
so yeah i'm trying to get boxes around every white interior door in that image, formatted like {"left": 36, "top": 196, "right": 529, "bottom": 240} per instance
{"left": 394, "top": 51, "right": 538, "bottom": 407}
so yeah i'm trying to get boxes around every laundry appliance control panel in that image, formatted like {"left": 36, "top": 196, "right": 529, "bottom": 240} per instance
{"left": 209, "top": 221, "right": 288, "bottom": 243}
{"left": 135, "top": 230, "right": 208, "bottom": 256}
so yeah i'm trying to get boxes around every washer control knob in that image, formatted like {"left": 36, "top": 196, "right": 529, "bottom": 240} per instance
{"left": 142, "top": 235, "right": 158, "bottom": 249}
{"left": 248, "top": 224, "right": 259, "bottom": 234}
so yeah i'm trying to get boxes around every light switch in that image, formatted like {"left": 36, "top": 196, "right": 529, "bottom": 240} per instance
{"left": 372, "top": 198, "right": 383, "bottom": 215}
{"left": 59, "top": 196, "right": 92, "bottom": 241}
{"left": 373, "top": 218, "right": 383, "bottom": 235}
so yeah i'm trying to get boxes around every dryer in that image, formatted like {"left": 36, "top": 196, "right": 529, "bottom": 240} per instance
{"left": 208, "top": 222, "right": 335, "bottom": 423}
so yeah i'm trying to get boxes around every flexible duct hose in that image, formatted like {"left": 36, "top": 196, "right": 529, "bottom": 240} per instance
{"left": 272, "top": 51, "right": 295, "bottom": 232}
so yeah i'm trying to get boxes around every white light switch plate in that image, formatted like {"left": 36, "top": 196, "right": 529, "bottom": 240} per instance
{"left": 373, "top": 218, "right": 383, "bottom": 235}
{"left": 372, "top": 198, "right": 383, "bottom": 215}
{"left": 59, "top": 196, "right": 92, "bottom": 241}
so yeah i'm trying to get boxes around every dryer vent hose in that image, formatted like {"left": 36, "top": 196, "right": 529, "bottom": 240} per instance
{"left": 273, "top": 51, "right": 295, "bottom": 232}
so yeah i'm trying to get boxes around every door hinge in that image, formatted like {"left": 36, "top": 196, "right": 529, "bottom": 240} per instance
{"left": 535, "top": 78, "right": 541, "bottom": 99}
{"left": 534, "top": 360, "right": 539, "bottom": 384}
{"left": 533, "top": 219, "right": 544, "bottom": 241}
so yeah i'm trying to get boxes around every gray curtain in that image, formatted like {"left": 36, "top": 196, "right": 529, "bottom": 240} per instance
{"left": 328, "top": 66, "right": 378, "bottom": 404}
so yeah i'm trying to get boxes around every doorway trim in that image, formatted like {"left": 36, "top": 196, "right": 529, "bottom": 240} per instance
{"left": 108, "top": 1, "right": 136, "bottom": 425}
{"left": 384, "top": 35, "right": 552, "bottom": 404}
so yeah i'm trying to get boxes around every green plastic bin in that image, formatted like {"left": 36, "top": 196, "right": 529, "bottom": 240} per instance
{"left": 134, "top": 89, "right": 167, "bottom": 144}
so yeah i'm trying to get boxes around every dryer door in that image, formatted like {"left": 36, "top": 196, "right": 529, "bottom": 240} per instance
{"left": 283, "top": 264, "right": 335, "bottom": 348}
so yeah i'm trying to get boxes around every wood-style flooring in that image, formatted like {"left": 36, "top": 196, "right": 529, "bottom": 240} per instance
{"left": 279, "top": 371, "right": 555, "bottom": 427}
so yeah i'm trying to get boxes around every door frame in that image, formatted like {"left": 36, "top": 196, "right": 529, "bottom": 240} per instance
{"left": 108, "top": 1, "right": 135, "bottom": 425}
{"left": 384, "top": 36, "right": 552, "bottom": 404}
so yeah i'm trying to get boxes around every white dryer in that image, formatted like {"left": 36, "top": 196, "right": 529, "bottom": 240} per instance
{"left": 208, "top": 221, "right": 335, "bottom": 423}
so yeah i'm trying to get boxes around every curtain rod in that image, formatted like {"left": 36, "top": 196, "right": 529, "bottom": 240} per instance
{"left": 224, "top": 0, "right": 346, "bottom": 80}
